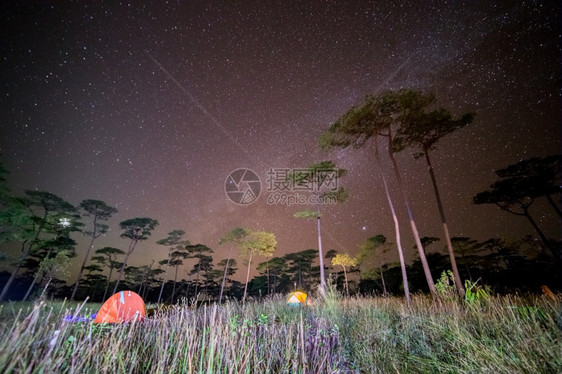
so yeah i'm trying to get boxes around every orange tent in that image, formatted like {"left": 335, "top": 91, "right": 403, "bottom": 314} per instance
{"left": 93, "top": 290, "right": 146, "bottom": 324}
{"left": 286, "top": 291, "right": 308, "bottom": 306}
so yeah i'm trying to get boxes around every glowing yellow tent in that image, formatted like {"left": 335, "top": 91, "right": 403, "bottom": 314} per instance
{"left": 286, "top": 291, "right": 308, "bottom": 306}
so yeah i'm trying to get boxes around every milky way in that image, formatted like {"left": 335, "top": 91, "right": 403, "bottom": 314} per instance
{"left": 1, "top": 1, "right": 559, "bottom": 279}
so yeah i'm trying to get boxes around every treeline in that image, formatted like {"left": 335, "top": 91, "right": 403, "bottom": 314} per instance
{"left": 0, "top": 171, "right": 558, "bottom": 303}
{"left": 0, "top": 174, "right": 282, "bottom": 302}
{"left": 0, "top": 181, "right": 558, "bottom": 303}
{"left": 1, "top": 89, "right": 560, "bottom": 302}
{"left": 347, "top": 234, "right": 558, "bottom": 296}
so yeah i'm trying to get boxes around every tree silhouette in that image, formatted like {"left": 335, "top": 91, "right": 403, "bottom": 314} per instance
{"left": 495, "top": 155, "right": 561, "bottom": 219}
{"left": 416, "top": 236, "right": 441, "bottom": 256}
{"left": 320, "top": 90, "right": 442, "bottom": 299}
{"left": 241, "top": 230, "right": 277, "bottom": 303}
{"left": 124, "top": 265, "right": 141, "bottom": 291}
{"left": 19, "top": 192, "right": 82, "bottom": 301}
{"left": 113, "top": 217, "right": 158, "bottom": 294}
{"left": 256, "top": 257, "right": 287, "bottom": 294}
{"left": 134, "top": 260, "right": 163, "bottom": 300}
{"left": 284, "top": 249, "right": 319, "bottom": 290}
{"left": 0, "top": 161, "right": 10, "bottom": 203}
{"left": 473, "top": 238, "right": 515, "bottom": 274}
{"left": 156, "top": 230, "right": 189, "bottom": 303}
{"left": 291, "top": 160, "right": 347, "bottom": 296}
{"left": 23, "top": 232, "right": 78, "bottom": 301}
{"left": 218, "top": 227, "right": 248, "bottom": 303}
{"left": 37, "top": 250, "right": 71, "bottom": 299}
{"left": 380, "top": 91, "right": 437, "bottom": 296}
{"left": 324, "top": 249, "right": 338, "bottom": 276}
{"left": 0, "top": 197, "right": 35, "bottom": 300}
{"left": 450, "top": 237, "right": 479, "bottom": 281}
{"left": 474, "top": 157, "right": 561, "bottom": 261}
{"left": 92, "top": 246, "right": 124, "bottom": 300}
{"left": 79, "top": 263, "right": 103, "bottom": 300}
{"left": 136, "top": 262, "right": 151, "bottom": 297}
{"left": 0, "top": 167, "right": 90, "bottom": 300}
{"left": 392, "top": 90, "right": 474, "bottom": 298}
{"left": 185, "top": 243, "right": 213, "bottom": 299}
{"left": 71, "top": 199, "right": 118, "bottom": 300}
{"left": 216, "top": 258, "right": 238, "bottom": 298}
{"left": 0, "top": 163, "right": 34, "bottom": 247}
{"left": 325, "top": 249, "right": 338, "bottom": 262}
{"left": 358, "top": 235, "right": 393, "bottom": 297}
{"left": 331, "top": 252, "right": 357, "bottom": 296}
{"left": 168, "top": 250, "right": 190, "bottom": 303}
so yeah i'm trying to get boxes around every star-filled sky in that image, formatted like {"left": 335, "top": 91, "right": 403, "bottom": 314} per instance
{"left": 1, "top": 1, "right": 560, "bottom": 280}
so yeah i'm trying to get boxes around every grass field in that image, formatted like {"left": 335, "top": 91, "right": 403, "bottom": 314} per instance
{"left": 0, "top": 291, "right": 560, "bottom": 373}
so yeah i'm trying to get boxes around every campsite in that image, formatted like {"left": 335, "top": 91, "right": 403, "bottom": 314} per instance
{"left": 1, "top": 1, "right": 561, "bottom": 373}
{"left": 0, "top": 287, "right": 560, "bottom": 373}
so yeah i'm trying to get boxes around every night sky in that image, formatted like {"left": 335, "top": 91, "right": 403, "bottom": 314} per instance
{"left": 1, "top": 1, "right": 560, "bottom": 280}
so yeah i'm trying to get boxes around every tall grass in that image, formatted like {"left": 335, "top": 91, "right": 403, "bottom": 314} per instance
{"left": 0, "top": 293, "right": 560, "bottom": 373}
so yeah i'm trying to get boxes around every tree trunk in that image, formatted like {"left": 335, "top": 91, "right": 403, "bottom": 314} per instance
{"left": 184, "top": 273, "right": 191, "bottom": 300}
{"left": 316, "top": 204, "right": 326, "bottom": 296}
{"left": 545, "top": 194, "right": 562, "bottom": 220}
{"left": 343, "top": 266, "right": 349, "bottom": 297}
{"left": 193, "top": 263, "right": 201, "bottom": 298}
{"left": 157, "top": 254, "right": 171, "bottom": 304}
{"left": 462, "top": 255, "right": 473, "bottom": 281}
{"left": 102, "top": 266, "right": 114, "bottom": 301}
{"left": 23, "top": 246, "right": 56, "bottom": 302}
{"left": 387, "top": 132, "right": 437, "bottom": 297}
{"left": 522, "top": 207, "right": 559, "bottom": 261}
{"left": 112, "top": 239, "right": 136, "bottom": 294}
{"left": 0, "top": 262, "right": 21, "bottom": 301}
{"left": 0, "top": 242, "right": 28, "bottom": 301}
{"left": 424, "top": 150, "right": 464, "bottom": 298}
{"left": 1, "top": 210, "right": 49, "bottom": 301}
{"left": 40, "top": 277, "right": 52, "bottom": 300}
{"left": 500, "top": 201, "right": 560, "bottom": 262}
{"left": 243, "top": 253, "right": 253, "bottom": 303}
{"left": 23, "top": 270, "right": 41, "bottom": 301}
{"left": 172, "top": 265, "right": 179, "bottom": 303}
{"left": 265, "top": 263, "right": 270, "bottom": 296}
{"left": 380, "top": 267, "right": 387, "bottom": 297}
{"left": 18, "top": 208, "right": 51, "bottom": 302}
{"left": 137, "top": 278, "right": 143, "bottom": 294}
{"left": 219, "top": 246, "right": 233, "bottom": 303}
{"left": 0, "top": 240, "right": 31, "bottom": 301}
{"left": 113, "top": 251, "right": 132, "bottom": 294}
{"left": 71, "top": 216, "right": 99, "bottom": 300}
{"left": 88, "top": 274, "right": 98, "bottom": 301}
{"left": 140, "top": 280, "right": 147, "bottom": 299}
{"left": 140, "top": 262, "right": 152, "bottom": 299}
{"left": 374, "top": 138, "right": 410, "bottom": 304}
{"left": 203, "top": 270, "right": 208, "bottom": 297}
